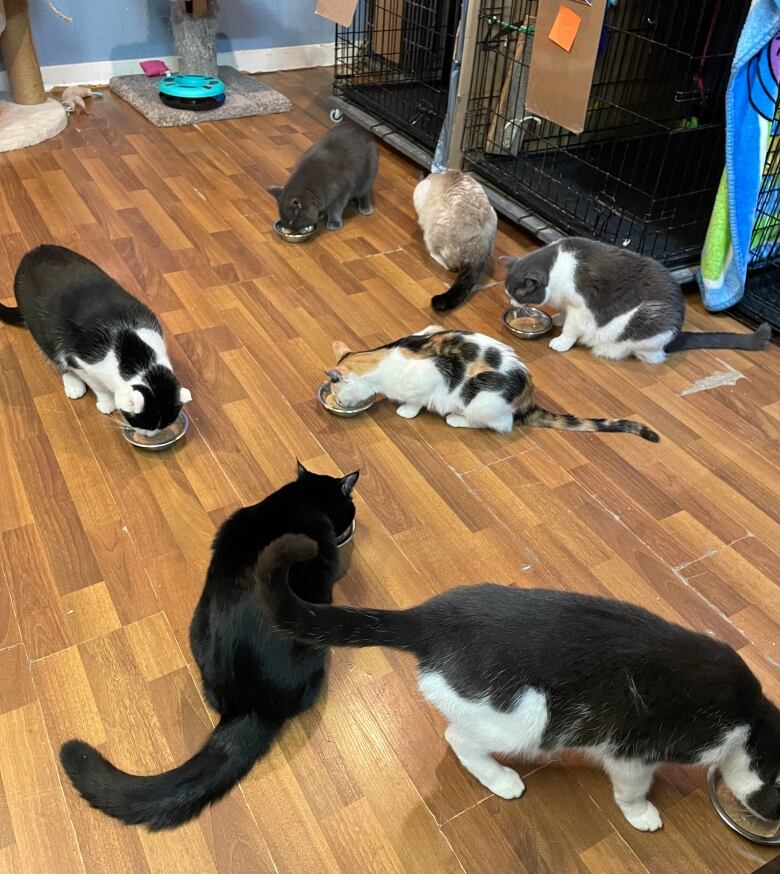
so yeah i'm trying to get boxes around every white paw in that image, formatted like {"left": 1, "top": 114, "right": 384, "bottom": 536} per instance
{"left": 396, "top": 404, "right": 421, "bottom": 419}
{"left": 62, "top": 375, "right": 86, "bottom": 400}
{"left": 549, "top": 336, "right": 575, "bottom": 353}
{"left": 637, "top": 351, "right": 666, "bottom": 364}
{"left": 446, "top": 414, "right": 470, "bottom": 428}
{"left": 623, "top": 802, "right": 663, "bottom": 832}
{"left": 96, "top": 398, "right": 116, "bottom": 415}
{"left": 488, "top": 767, "right": 525, "bottom": 800}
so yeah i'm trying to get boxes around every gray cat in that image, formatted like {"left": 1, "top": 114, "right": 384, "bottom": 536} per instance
{"left": 503, "top": 238, "right": 771, "bottom": 363}
{"left": 267, "top": 121, "right": 378, "bottom": 231}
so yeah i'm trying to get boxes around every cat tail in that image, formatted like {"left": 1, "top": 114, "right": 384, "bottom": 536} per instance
{"left": 0, "top": 303, "right": 24, "bottom": 326}
{"left": 666, "top": 322, "right": 771, "bottom": 352}
{"left": 516, "top": 406, "right": 659, "bottom": 443}
{"left": 257, "top": 534, "right": 419, "bottom": 651}
{"left": 60, "top": 709, "right": 278, "bottom": 831}
{"left": 431, "top": 254, "right": 489, "bottom": 313}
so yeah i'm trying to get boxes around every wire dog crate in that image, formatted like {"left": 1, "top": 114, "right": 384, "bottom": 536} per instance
{"left": 734, "top": 99, "right": 780, "bottom": 330}
{"left": 334, "top": 0, "right": 461, "bottom": 152}
{"left": 462, "top": 0, "right": 751, "bottom": 269}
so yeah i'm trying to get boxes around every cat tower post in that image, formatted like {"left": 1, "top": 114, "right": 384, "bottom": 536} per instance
{"left": 171, "top": 0, "right": 219, "bottom": 77}
{"left": 0, "top": 0, "right": 67, "bottom": 153}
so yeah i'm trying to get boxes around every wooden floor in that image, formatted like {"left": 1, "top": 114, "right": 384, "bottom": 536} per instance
{"left": 0, "top": 67, "right": 778, "bottom": 874}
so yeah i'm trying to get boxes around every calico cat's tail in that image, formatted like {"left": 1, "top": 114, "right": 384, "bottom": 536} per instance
{"left": 516, "top": 406, "right": 659, "bottom": 442}
{"left": 666, "top": 322, "right": 771, "bottom": 352}
{"left": 0, "top": 302, "right": 24, "bottom": 326}
{"left": 431, "top": 254, "right": 490, "bottom": 313}
{"left": 60, "top": 710, "right": 278, "bottom": 830}
{"left": 258, "top": 534, "right": 419, "bottom": 651}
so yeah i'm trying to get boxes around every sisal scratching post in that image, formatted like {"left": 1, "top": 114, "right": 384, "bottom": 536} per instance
{"left": 171, "top": 0, "right": 219, "bottom": 77}
{"left": 0, "top": 0, "right": 45, "bottom": 105}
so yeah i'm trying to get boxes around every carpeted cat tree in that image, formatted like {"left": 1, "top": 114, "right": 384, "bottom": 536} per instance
{"left": 0, "top": 0, "right": 67, "bottom": 152}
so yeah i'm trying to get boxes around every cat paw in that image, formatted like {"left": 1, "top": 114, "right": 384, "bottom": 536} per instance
{"left": 549, "top": 336, "right": 575, "bottom": 353}
{"left": 396, "top": 403, "right": 422, "bottom": 419}
{"left": 326, "top": 218, "right": 344, "bottom": 231}
{"left": 487, "top": 767, "right": 525, "bottom": 800}
{"left": 636, "top": 351, "right": 666, "bottom": 364}
{"left": 446, "top": 414, "right": 470, "bottom": 428}
{"left": 622, "top": 802, "right": 663, "bottom": 832}
{"left": 62, "top": 373, "right": 86, "bottom": 400}
{"left": 357, "top": 198, "right": 374, "bottom": 215}
{"left": 95, "top": 398, "right": 116, "bottom": 415}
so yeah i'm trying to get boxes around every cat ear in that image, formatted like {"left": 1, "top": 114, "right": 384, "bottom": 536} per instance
{"left": 325, "top": 368, "right": 343, "bottom": 383}
{"left": 332, "top": 341, "right": 351, "bottom": 360}
{"left": 295, "top": 459, "right": 308, "bottom": 478}
{"left": 498, "top": 255, "right": 515, "bottom": 266}
{"left": 179, "top": 387, "right": 192, "bottom": 404}
{"left": 340, "top": 470, "right": 359, "bottom": 495}
{"left": 266, "top": 186, "right": 283, "bottom": 201}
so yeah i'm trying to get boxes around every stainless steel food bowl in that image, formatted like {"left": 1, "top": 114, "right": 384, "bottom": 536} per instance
{"left": 335, "top": 519, "right": 356, "bottom": 580}
{"left": 273, "top": 220, "right": 316, "bottom": 243}
{"left": 501, "top": 306, "right": 553, "bottom": 339}
{"left": 122, "top": 411, "right": 189, "bottom": 451}
{"left": 317, "top": 382, "right": 376, "bottom": 417}
{"left": 707, "top": 766, "right": 780, "bottom": 845}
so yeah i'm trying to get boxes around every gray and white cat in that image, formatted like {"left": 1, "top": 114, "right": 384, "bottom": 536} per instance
{"left": 267, "top": 121, "right": 378, "bottom": 231}
{"left": 0, "top": 245, "right": 191, "bottom": 435}
{"left": 261, "top": 534, "right": 780, "bottom": 833}
{"left": 413, "top": 170, "right": 497, "bottom": 312}
{"left": 503, "top": 238, "right": 771, "bottom": 363}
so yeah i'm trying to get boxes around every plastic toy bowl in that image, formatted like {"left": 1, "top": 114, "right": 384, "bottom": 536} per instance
{"left": 502, "top": 306, "right": 553, "bottom": 339}
{"left": 122, "top": 411, "right": 189, "bottom": 451}
{"left": 159, "top": 74, "right": 226, "bottom": 111}
{"left": 707, "top": 766, "right": 780, "bottom": 845}
{"left": 335, "top": 519, "right": 356, "bottom": 580}
{"left": 273, "top": 220, "right": 316, "bottom": 243}
{"left": 317, "top": 382, "right": 375, "bottom": 417}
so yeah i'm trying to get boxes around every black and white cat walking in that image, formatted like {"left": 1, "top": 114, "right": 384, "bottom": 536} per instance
{"left": 1, "top": 245, "right": 191, "bottom": 434}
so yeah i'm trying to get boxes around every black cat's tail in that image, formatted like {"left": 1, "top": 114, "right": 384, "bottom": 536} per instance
{"left": 666, "top": 322, "right": 771, "bottom": 352}
{"left": 0, "top": 303, "right": 24, "bottom": 326}
{"left": 431, "top": 254, "right": 489, "bottom": 313}
{"left": 516, "top": 405, "right": 659, "bottom": 442}
{"left": 257, "top": 534, "right": 419, "bottom": 651}
{"left": 60, "top": 709, "right": 277, "bottom": 831}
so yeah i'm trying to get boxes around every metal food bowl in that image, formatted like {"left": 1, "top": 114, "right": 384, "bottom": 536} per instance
{"left": 273, "top": 220, "right": 316, "bottom": 243}
{"left": 707, "top": 766, "right": 780, "bottom": 846}
{"left": 335, "top": 519, "right": 356, "bottom": 581}
{"left": 122, "top": 411, "right": 189, "bottom": 451}
{"left": 502, "top": 306, "right": 553, "bottom": 339}
{"left": 317, "top": 382, "right": 376, "bottom": 417}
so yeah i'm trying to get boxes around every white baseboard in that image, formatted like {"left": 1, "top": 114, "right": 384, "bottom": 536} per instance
{"left": 0, "top": 42, "right": 335, "bottom": 90}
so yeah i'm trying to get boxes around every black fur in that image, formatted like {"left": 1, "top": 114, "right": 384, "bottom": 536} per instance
{"left": 261, "top": 541, "right": 780, "bottom": 821}
{"left": 432, "top": 260, "right": 487, "bottom": 313}
{"left": 483, "top": 347, "right": 502, "bottom": 369}
{"left": 666, "top": 322, "right": 772, "bottom": 352}
{"left": 60, "top": 463, "right": 359, "bottom": 830}
{"left": 7, "top": 245, "right": 185, "bottom": 432}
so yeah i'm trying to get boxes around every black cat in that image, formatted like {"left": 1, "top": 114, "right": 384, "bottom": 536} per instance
{"left": 60, "top": 462, "right": 359, "bottom": 830}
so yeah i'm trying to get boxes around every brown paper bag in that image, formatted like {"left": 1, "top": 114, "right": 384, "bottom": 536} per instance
{"left": 316, "top": 0, "right": 360, "bottom": 28}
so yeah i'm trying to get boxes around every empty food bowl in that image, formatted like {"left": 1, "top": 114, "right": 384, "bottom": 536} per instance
{"left": 502, "top": 306, "right": 553, "bottom": 339}
{"left": 122, "top": 411, "right": 189, "bottom": 451}
{"left": 317, "top": 382, "right": 376, "bottom": 417}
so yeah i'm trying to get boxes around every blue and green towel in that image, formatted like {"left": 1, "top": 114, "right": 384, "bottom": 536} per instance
{"left": 698, "top": 2, "right": 780, "bottom": 310}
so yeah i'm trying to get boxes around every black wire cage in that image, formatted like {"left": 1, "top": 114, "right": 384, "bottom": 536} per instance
{"left": 334, "top": 0, "right": 461, "bottom": 152}
{"left": 734, "top": 102, "right": 780, "bottom": 330}
{"left": 462, "top": 0, "right": 752, "bottom": 269}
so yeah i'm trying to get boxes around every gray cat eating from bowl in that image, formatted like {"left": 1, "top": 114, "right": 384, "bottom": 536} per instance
{"left": 267, "top": 121, "right": 378, "bottom": 232}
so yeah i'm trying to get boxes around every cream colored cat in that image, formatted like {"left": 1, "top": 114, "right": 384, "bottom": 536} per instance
{"left": 413, "top": 170, "right": 497, "bottom": 312}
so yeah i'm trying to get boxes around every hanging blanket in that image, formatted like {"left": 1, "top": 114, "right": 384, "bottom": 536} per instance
{"left": 698, "top": 2, "right": 780, "bottom": 310}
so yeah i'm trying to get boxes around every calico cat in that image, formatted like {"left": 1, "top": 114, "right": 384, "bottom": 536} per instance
{"left": 267, "top": 120, "right": 378, "bottom": 231}
{"left": 325, "top": 326, "right": 658, "bottom": 441}
{"left": 413, "top": 170, "right": 497, "bottom": 312}
{"left": 0, "top": 245, "right": 191, "bottom": 434}
{"left": 60, "top": 462, "right": 359, "bottom": 830}
{"left": 503, "top": 238, "right": 771, "bottom": 363}
{"left": 261, "top": 535, "right": 780, "bottom": 832}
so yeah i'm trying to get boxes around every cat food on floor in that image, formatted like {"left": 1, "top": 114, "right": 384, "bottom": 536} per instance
{"left": 122, "top": 411, "right": 189, "bottom": 451}
{"left": 708, "top": 767, "right": 780, "bottom": 845}
{"left": 317, "top": 382, "right": 376, "bottom": 417}
{"left": 502, "top": 306, "right": 553, "bottom": 338}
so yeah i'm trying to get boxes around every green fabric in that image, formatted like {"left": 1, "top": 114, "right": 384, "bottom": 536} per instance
{"left": 700, "top": 170, "right": 732, "bottom": 282}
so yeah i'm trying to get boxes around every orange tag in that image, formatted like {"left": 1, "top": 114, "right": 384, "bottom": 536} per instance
{"left": 549, "top": 6, "right": 582, "bottom": 52}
